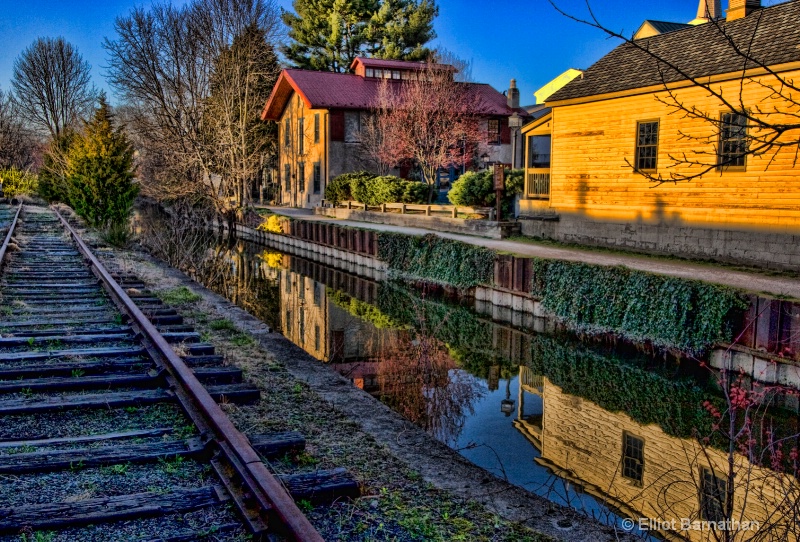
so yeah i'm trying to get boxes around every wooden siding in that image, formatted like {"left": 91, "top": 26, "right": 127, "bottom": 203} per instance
{"left": 549, "top": 69, "right": 800, "bottom": 233}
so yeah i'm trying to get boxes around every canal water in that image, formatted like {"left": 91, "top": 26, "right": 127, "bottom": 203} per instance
{"left": 137, "top": 218, "right": 799, "bottom": 540}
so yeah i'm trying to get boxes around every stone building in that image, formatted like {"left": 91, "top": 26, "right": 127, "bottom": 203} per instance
{"left": 261, "top": 57, "right": 526, "bottom": 208}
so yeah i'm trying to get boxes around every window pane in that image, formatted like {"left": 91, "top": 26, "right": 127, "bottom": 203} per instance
{"left": 528, "top": 135, "right": 551, "bottom": 168}
{"left": 700, "top": 467, "right": 727, "bottom": 522}
{"left": 719, "top": 113, "right": 747, "bottom": 168}
{"left": 622, "top": 434, "right": 644, "bottom": 483}
{"left": 635, "top": 121, "right": 659, "bottom": 171}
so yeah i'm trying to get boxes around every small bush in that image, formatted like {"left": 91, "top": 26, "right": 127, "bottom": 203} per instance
{"left": 101, "top": 220, "right": 133, "bottom": 247}
{"left": 325, "top": 171, "right": 374, "bottom": 205}
{"left": 256, "top": 214, "right": 284, "bottom": 234}
{"left": 448, "top": 168, "right": 524, "bottom": 215}
{"left": 0, "top": 168, "right": 38, "bottom": 198}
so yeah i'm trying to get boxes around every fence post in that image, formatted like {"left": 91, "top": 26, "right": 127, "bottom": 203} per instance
{"left": 452, "top": 206, "right": 457, "bottom": 218}
{"left": 363, "top": 202, "right": 368, "bottom": 212}
{"left": 347, "top": 201, "right": 352, "bottom": 210}
{"left": 401, "top": 204, "right": 406, "bottom": 214}
{"left": 381, "top": 203, "right": 386, "bottom": 213}
{"left": 425, "top": 205, "right": 431, "bottom": 216}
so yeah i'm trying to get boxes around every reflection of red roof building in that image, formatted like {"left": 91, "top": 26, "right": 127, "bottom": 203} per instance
{"left": 261, "top": 57, "right": 527, "bottom": 208}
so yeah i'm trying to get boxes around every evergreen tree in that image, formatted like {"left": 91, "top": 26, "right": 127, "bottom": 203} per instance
{"left": 66, "top": 96, "right": 137, "bottom": 228}
{"left": 282, "top": 0, "right": 437, "bottom": 72}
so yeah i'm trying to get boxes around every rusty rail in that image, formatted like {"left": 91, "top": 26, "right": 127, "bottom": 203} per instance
{"left": 53, "top": 207, "right": 323, "bottom": 542}
{"left": 0, "top": 203, "right": 22, "bottom": 272}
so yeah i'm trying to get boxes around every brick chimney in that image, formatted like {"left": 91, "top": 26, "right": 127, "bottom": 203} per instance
{"left": 727, "top": 0, "right": 760, "bottom": 21}
{"left": 507, "top": 79, "right": 520, "bottom": 110}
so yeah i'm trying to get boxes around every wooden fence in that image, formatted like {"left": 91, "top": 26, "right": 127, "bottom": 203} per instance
{"left": 323, "top": 200, "right": 496, "bottom": 220}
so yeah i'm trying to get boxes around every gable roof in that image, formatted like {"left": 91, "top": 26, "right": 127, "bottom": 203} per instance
{"left": 548, "top": 0, "right": 800, "bottom": 103}
{"left": 634, "top": 20, "right": 692, "bottom": 39}
{"left": 261, "top": 68, "right": 527, "bottom": 121}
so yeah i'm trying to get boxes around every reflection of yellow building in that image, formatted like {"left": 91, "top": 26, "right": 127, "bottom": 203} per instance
{"left": 515, "top": 367, "right": 797, "bottom": 541}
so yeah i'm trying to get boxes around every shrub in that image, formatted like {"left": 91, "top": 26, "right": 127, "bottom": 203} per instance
{"left": 256, "top": 214, "right": 285, "bottom": 234}
{"left": 448, "top": 168, "right": 524, "bottom": 215}
{"left": 325, "top": 171, "right": 374, "bottom": 205}
{"left": 326, "top": 172, "right": 428, "bottom": 206}
{"left": 0, "top": 168, "right": 38, "bottom": 198}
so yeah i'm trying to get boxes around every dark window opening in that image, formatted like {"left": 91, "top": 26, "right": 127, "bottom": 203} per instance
{"left": 719, "top": 112, "right": 747, "bottom": 169}
{"left": 298, "top": 162, "right": 305, "bottom": 192}
{"left": 488, "top": 119, "right": 501, "bottom": 145}
{"left": 700, "top": 467, "right": 728, "bottom": 522}
{"left": 635, "top": 121, "right": 659, "bottom": 171}
{"left": 313, "top": 162, "right": 321, "bottom": 194}
{"left": 622, "top": 433, "right": 644, "bottom": 484}
{"left": 298, "top": 118, "right": 304, "bottom": 155}
{"left": 314, "top": 113, "right": 320, "bottom": 143}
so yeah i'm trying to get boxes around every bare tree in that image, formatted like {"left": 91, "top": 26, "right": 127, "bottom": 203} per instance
{"left": 11, "top": 37, "right": 95, "bottom": 140}
{"left": 549, "top": 1, "right": 800, "bottom": 184}
{"left": 376, "top": 61, "right": 486, "bottom": 201}
{"left": 205, "top": 22, "right": 280, "bottom": 213}
{"left": 0, "top": 88, "right": 38, "bottom": 170}
{"left": 105, "top": 0, "right": 282, "bottom": 213}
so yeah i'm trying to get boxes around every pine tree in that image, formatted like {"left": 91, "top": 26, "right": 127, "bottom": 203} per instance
{"left": 66, "top": 96, "right": 137, "bottom": 228}
{"left": 282, "top": 0, "right": 437, "bottom": 72}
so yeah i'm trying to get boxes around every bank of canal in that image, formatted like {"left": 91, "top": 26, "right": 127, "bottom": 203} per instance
{"left": 136, "top": 213, "right": 800, "bottom": 541}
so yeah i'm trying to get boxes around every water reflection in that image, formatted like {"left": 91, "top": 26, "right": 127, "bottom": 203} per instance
{"left": 136, "top": 219, "right": 799, "bottom": 540}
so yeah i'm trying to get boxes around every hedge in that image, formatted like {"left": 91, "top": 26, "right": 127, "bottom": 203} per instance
{"left": 325, "top": 171, "right": 427, "bottom": 206}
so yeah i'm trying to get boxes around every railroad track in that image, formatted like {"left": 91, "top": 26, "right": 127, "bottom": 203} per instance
{"left": 0, "top": 204, "right": 356, "bottom": 541}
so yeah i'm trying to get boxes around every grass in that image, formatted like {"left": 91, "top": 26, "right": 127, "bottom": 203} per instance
{"left": 158, "top": 286, "right": 202, "bottom": 305}
{"left": 208, "top": 318, "right": 237, "bottom": 332}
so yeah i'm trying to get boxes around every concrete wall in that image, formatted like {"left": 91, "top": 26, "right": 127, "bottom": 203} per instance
{"left": 518, "top": 212, "right": 800, "bottom": 271}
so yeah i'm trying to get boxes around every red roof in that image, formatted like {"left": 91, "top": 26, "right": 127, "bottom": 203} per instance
{"left": 261, "top": 68, "right": 527, "bottom": 121}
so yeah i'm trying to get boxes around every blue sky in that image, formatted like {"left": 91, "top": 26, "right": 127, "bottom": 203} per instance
{"left": 0, "top": 0, "right": 784, "bottom": 106}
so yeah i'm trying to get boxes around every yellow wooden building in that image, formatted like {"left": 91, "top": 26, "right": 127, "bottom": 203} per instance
{"left": 520, "top": 0, "right": 800, "bottom": 270}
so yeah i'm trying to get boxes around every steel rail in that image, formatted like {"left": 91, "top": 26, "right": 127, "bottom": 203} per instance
{"left": 0, "top": 203, "right": 22, "bottom": 272}
{"left": 53, "top": 208, "right": 324, "bottom": 542}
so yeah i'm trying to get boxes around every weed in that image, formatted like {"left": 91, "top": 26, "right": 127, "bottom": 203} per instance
{"left": 230, "top": 334, "right": 254, "bottom": 347}
{"left": 159, "top": 286, "right": 201, "bottom": 305}
{"left": 113, "top": 313, "right": 124, "bottom": 325}
{"left": 105, "top": 463, "right": 129, "bottom": 475}
{"left": 6, "top": 444, "right": 35, "bottom": 454}
{"left": 209, "top": 318, "right": 236, "bottom": 332}
{"left": 19, "top": 531, "right": 56, "bottom": 542}
{"left": 291, "top": 382, "right": 303, "bottom": 395}
{"left": 26, "top": 337, "right": 34, "bottom": 346}
{"left": 71, "top": 368, "right": 85, "bottom": 378}
{"left": 21, "top": 387, "right": 33, "bottom": 398}
{"left": 295, "top": 451, "right": 319, "bottom": 467}
{"left": 297, "top": 499, "right": 313, "bottom": 513}
{"left": 159, "top": 455, "right": 190, "bottom": 478}
{"left": 173, "top": 424, "right": 197, "bottom": 440}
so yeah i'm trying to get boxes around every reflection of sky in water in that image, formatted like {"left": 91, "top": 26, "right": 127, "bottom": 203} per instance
{"left": 151, "top": 227, "right": 791, "bottom": 542}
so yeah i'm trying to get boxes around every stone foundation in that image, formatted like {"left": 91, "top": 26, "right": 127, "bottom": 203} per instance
{"left": 519, "top": 212, "right": 800, "bottom": 271}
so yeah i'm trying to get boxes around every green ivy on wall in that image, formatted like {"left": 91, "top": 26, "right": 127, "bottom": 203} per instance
{"left": 530, "top": 259, "right": 746, "bottom": 355}
{"left": 377, "top": 233, "right": 495, "bottom": 289}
